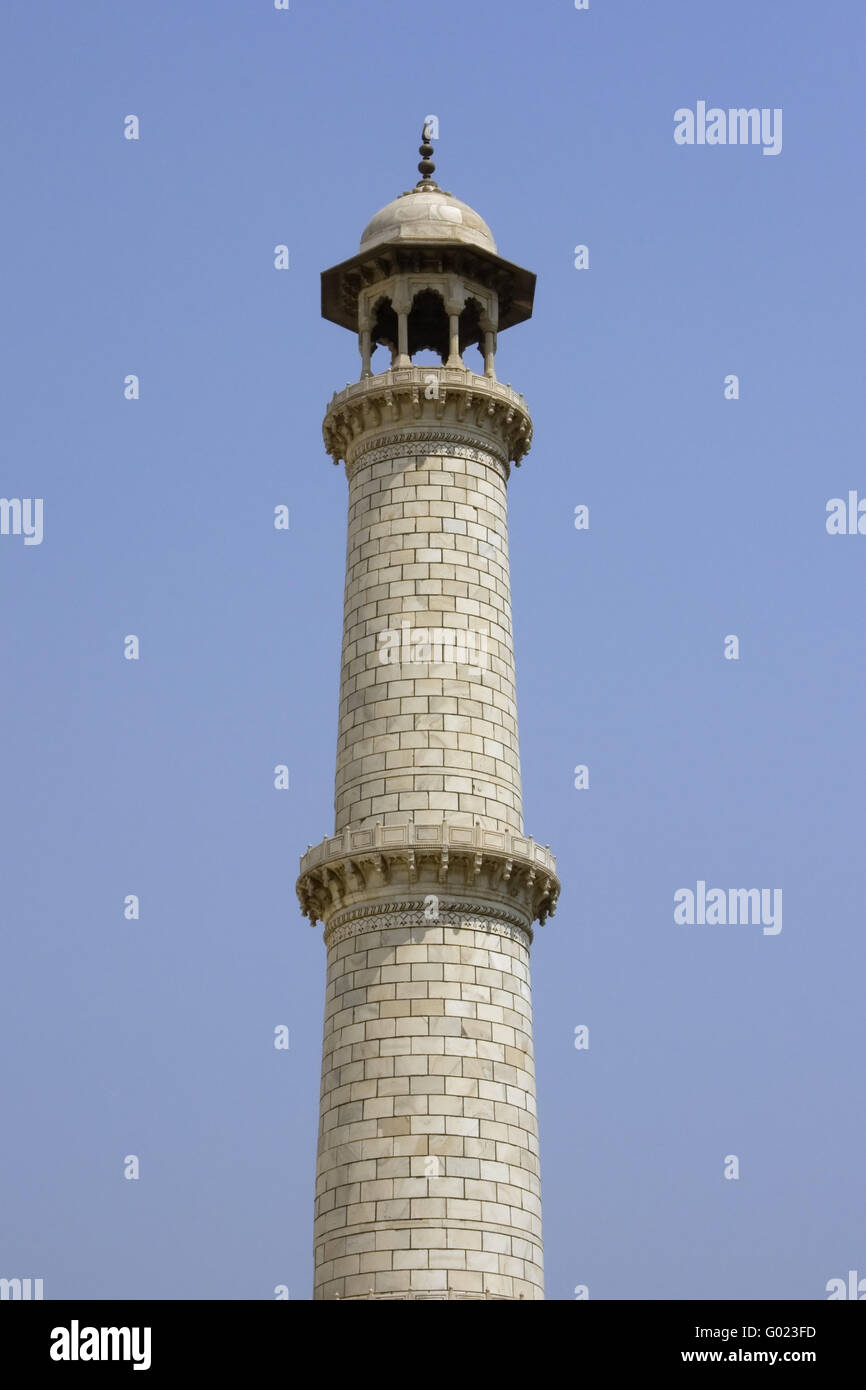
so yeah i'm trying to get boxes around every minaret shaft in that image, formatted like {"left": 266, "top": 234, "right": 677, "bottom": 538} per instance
{"left": 335, "top": 393, "right": 523, "bottom": 836}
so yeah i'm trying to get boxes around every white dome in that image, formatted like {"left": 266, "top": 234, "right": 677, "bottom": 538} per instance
{"left": 360, "top": 188, "right": 497, "bottom": 255}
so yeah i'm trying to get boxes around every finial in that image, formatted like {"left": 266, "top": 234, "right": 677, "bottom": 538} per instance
{"left": 416, "top": 120, "right": 437, "bottom": 187}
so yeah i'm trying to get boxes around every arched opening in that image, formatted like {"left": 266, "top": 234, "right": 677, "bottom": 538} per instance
{"left": 371, "top": 297, "right": 398, "bottom": 368}
{"left": 459, "top": 297, "right": 485, "bottom": 369}
{"left": 369, "top": 341, "right": 390, "bottom": 372}
{"left": 408, "top": 289, "right": 449, "bottom": 364}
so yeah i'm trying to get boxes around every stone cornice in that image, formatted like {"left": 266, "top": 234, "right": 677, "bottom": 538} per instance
{"left": 322, "top": 367, "right": 533, "bottom": 473}
{"left": 296, "top": 821, "right": 559, "bottom": 932}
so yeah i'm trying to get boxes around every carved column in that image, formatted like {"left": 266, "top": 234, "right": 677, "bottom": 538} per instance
{"left": 445, "top": 293, "right": 464, "bottom": 369}
{"left": 358, "top": 309, "right": 372, "bottom": 378}
{"left": 481, "top": 308, "right": 498, "bottom": 380}
{"left": 392, "top": 288, "right": 412, "bottom": 368}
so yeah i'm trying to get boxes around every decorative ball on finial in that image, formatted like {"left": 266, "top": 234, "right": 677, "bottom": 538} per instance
{"left": 417, "top": 120, "right": 436, "bottom": 184}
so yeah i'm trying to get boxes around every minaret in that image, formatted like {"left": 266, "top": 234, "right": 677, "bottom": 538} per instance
{"left": 297, "top": 128, "right": 560, "bottom": 1301}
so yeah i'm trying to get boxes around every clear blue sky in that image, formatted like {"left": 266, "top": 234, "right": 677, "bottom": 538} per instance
{"left": 1, "top": 0, "right": 863, "bottom": 1300}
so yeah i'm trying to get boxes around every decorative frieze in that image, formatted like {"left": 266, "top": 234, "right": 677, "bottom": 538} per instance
{"left": 323, "top": 902, "right": 534, "bottom": 950}
{"left": 346, "top": 432, "right": 510, "bottom": 479}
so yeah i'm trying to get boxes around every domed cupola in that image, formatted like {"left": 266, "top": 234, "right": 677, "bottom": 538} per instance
{"left": 321, "top": 125, "right": 535, "bottom": 380}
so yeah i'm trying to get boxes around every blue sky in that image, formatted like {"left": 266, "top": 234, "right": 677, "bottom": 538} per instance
{"left": 1, "top": 0, "right": 863, "bottom": 1300}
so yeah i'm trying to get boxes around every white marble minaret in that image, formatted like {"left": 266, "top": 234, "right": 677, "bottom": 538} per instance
{"left": 297, "top": 128, "right": 560, "bottom": 1300}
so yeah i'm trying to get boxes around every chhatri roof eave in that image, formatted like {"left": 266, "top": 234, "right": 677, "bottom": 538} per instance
{"left": 320, "top": 242, "right": 536, "bottom": 333}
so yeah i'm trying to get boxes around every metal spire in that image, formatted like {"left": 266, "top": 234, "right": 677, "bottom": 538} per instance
{"left": 416, "top": 120, "right": 438, "bottom": 188}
